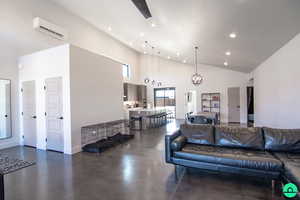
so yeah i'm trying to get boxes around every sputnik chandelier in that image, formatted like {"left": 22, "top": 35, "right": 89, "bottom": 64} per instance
{"left": 191, "top": 47, "right": 203, "bottom": 86}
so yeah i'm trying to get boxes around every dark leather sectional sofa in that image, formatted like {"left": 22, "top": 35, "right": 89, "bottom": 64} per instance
{"left": 165, "top": 123, "right": 300, "bottom": 189}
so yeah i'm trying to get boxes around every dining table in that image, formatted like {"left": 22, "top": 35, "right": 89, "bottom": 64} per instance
{"left": 189, "top": 112, "right": 219, "bottom": 124}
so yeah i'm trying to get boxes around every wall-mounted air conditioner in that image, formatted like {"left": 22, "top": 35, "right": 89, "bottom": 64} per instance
{"left": 33, "top": 17, "right": 68, "bottom": 41}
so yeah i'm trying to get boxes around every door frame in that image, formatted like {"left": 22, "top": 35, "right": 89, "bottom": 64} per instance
{"left": 227, "top": 87, "right": 241, "bottom": 123}
{"left": 21, "top": 80, "right": 37, "bottom": 147}
{"left": 45, "top": 77, "right": 64, "bottom": 153}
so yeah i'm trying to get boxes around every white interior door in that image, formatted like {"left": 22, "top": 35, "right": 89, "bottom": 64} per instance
{"left": 22, "top": 81, "right": 37, "bottom": 147}
{"left": 5, "top": 83, "right": 11, "bottom": 136}
{"left": 0, "top": 83, "right": 6, "bottom": 137}
{"left": 45, "top": 77, "right": 64, "bottom": 152}
{"left": 228, "top": 87, "right": 240, "bottom": 123}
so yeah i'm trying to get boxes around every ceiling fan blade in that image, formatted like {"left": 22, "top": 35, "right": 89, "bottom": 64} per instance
{"left": 131, "top": 0, "right": 152, "bottom": 19}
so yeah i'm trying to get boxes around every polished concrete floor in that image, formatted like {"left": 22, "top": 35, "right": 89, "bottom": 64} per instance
{"left": 1, "top": 120, "right": 284, "bottom": 200}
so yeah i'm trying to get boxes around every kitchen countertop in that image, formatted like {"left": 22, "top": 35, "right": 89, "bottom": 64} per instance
{"left": 128, "top": 107, "right": 168, "bottom": 130}
{"left": 129, "top": 107, "right": 167, "bottom": 117}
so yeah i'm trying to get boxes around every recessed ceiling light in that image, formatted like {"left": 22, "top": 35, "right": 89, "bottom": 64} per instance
{"left": 224, "top": 61, "right": 229, "bottom": 66}
{"left": 225, "top": 51, "right": 231, "bottom": 56}
{"left": 129, "top": 42, "right": 133, "bottom": 46}
{"left": 229, "top": 32, "right": 237, "bottom": 38}
{"left": 144, "top": 51, "right": 147, "bottom": 54}
{"left": 140, "top": 32, "right": 145, "bottom": 37}
{"left": 108, "top": 26, "right": 112, "bottom": 31}
{"left": 183, "top": 60, "right": 187, "bottom": 63}
{"left": 151, "top": 23, "right": 156, "bottom": 27}
{"left": 167, "top": 56, "right": 171, "bottom": 59}
{"left": 176, "top": 52, "right": 180, "bottom": 57}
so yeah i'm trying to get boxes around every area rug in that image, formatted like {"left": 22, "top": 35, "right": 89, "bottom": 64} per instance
{"left": 0, "top": 155, "right": 35, "bottom": 175}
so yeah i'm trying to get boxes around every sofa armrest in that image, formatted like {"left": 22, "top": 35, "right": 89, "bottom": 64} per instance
{"left": 165, "top": 130, "right": 182, "bottom": 163}
{"left": 171, "top": 136, "right": 187, "bottom": 151}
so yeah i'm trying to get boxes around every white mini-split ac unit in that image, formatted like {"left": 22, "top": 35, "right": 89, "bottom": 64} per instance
{"left": 33, "top": 17, "right": 68, "bottom": 40}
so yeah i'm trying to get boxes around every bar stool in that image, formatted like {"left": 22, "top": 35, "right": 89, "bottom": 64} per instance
{"left": 162, "top": 112, "right": 168, "bottom": 125}
{"left": 167, "top": 111, "right": 173, "bottom": 122}
{"left": 130, "top": 116, "right": 142, "bottom": 130}
{"left": 155, "top": 114, "right": 161, "bottom": 128}
{"left": 160, "top": 113, "right": 167, "bottom": 126}
{"left": 148, "top": 114, "right": 156, "bottom": 128}
{"left": 157, "top": 113, "right": 163, "bottom": 127}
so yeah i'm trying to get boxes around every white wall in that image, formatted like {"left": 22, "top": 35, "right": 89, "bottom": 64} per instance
{"left": 0, "top": 43, "right": 19, "bottom": 149}
{"left": 254, "top": 33, "right": 300, "bottom": 128}
{"left": 70, "top": 45, "right": 124, "bottom": 154}
{"left": 0, "top": 0, "right": 140, "bottom": 149}
{"left": 18, "top": 44, "right": 124, "bottom": 154}
{"left": 19, "top": 45, "right": 72, "bottom": 154}
{"left": 140, "top": 55, "right": 248, "bottom": 123}
{"left": 1, "top": 0, "right": 140, "bottom": 83}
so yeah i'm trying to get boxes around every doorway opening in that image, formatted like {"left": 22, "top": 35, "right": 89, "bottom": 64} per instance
{"left": 247, "top": 86, "right": 254, "bottom": 126}
{"left": 186, "top": 91, "right": 197, "bottom": 114}
{"left": 154, "top": 87, "right": 176, "bottom": 119}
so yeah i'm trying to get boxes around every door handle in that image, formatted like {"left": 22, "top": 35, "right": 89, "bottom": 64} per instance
{"left": 58, "top": 117, "right": 64, "bottom": 120}
{"left": 32, "top": 115, "right": 37, "bottom": 119}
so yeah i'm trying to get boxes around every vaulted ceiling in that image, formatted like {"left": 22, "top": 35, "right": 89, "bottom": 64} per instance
{"left": 51, "top": 0, "right": 300, "bottom": 73}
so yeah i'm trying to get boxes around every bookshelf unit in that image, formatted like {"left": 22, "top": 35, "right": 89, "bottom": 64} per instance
{"left": 201, "top": 93, "right": 220, "bottom": 122}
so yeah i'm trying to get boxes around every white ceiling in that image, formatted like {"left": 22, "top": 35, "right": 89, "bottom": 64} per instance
{"left": 51, "top": 0, "right": 300, "bottom": 73}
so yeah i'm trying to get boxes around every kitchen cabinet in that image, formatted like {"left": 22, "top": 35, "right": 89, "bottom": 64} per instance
{"left": 123, "top": 83, "right": 128, "bottom": 101}
{"left": 128, "top": 84, "right": 138, "bottom": 101}
{"left": 137, "top": 85, "right": 146, "bottom": 101}
{"left": 137, "top": 85, "right": 147, "bottom": 107}
{"left": 124, "top": 83, "right": 138, "bottom": 101}
{"left": 124, "top": 83, "right": 147, "bottom": 106}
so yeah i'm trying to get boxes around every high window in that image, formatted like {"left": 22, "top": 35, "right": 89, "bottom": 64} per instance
{"left": 122, "top": 64, "right": 130, "bottom": 79}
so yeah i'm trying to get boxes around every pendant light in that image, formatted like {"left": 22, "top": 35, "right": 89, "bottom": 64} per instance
{"left": 191, "top": 47, "right": 203, "bottom": 86}
{"left": 150, "top": 46, "right": 156, "bottom": 86}
{"left": 156, "top": 51, "right": 162, "bottom": 87}
{"left": 144, "top": 78, "right": 150, "bottom": 84}
{"left": 143, "top": 41, "right": 164, "bottom": 87}
{"left": 144, "top": 41, "right": 151, "bottom": 84}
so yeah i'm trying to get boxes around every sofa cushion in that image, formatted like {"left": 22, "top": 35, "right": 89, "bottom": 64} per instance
{"left": 264, "top": 127, "right": 300, "bottom": 152}
{"left": 275, "top": 153, "right": 300, "bottom": 186}
{"left": 174, "top": 144, "right": 282, "bottom": 171}
{"left": 215, "top": 126, "right": 264, "bottom": 150}
{"left": 275, "top": 152, "right": 300, "bottom": 163}
{"left": 180, "top": 124, "right": 214, "bottom": 145}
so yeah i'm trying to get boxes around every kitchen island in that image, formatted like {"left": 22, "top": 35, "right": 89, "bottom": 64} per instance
{"left": 129, "top": 108, "right": 168, "bottom": 130}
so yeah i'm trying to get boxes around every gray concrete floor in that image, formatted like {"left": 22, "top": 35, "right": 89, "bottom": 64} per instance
{"left": 1, "top": 120, "right": 284, "bottom": 200}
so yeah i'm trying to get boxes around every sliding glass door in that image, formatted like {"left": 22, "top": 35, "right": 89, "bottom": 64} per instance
{"left": 154, "top": 87, "right": 176, "bottom": 118}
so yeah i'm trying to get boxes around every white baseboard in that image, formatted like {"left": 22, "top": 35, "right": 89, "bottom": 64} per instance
{"left": 0, "top": 140, "right": 20, "bottom": 150}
